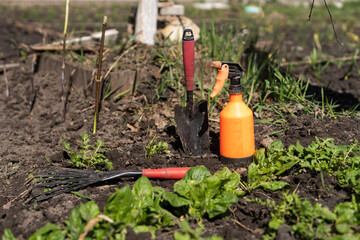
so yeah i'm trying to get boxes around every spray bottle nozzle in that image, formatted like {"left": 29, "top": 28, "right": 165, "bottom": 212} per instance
{"left": 210, "top": 61, "right": 244, "bottom": 98}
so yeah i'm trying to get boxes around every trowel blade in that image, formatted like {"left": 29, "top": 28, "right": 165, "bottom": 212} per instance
{"left": 174, "top": 100, "right": 209, "bottom": 155}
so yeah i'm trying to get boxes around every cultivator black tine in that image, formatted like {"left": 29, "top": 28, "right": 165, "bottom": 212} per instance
{"left": 32, "top": 181, "right": 96, "bottom": 202}
{"left": 35, "top": 172, "right": 89, "bottom": 178}
{"left": 29, "top": 167, "right": 143, "bottom": 202}
{"left": 35, "top": 171, "right": 92, "bottom": 177}
{"left": 33, "top": 177, "right": 90, "bottom": 188}
{"left": 34, "top": 175, "right": 89, "bottom": 183}
{"left": 36, "top": 166, "right": 86, "bottom": 172}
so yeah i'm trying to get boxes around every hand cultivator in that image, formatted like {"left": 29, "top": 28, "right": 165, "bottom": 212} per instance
{"left": 30, "top": 166, "right": 191, "bottom": 202}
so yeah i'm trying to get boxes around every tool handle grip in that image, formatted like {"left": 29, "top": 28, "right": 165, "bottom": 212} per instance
{"left": 142, "top": 167, "right": 191, "bottom": 180}
{"left": 183, "top": 29, "right": 195, "bottom": 92}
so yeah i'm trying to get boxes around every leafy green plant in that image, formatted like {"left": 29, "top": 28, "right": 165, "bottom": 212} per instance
{"left": 246, "top": 140, "right": 295, "bottom": 192}
{"left": 2, "top": 229, "right": 17, "bottom": 240}
{"left": 62, "top": 132, "right": 113, "bottom": 170}
{"left": 309, "top": 46, "right": 330, "bottom": 78}
{"left": 150, "top": 44, "right": 182, "bottom": 101}
{"left": 100, "top": 176, "right": 176, "bottom": 238}
{"left": 145, "top": 135, "right": 170, "bottom": 159}
{"left": 298, "top": 137, "right": 360, "bottom": 194}
{"left": 3, "top": 167, "right": 241, "bottom": 240}
{"left": 162, "top": 166, "right": 244, "bottom": 219}
{"left": 262, "top": 192, "right": 336, "bottom": 240}
{"left": 250, "top": 138, "right": 360, "bottom": 194}
{"left": 260, "top": 192, "right": 360, "bottom": 240}
{"left": 199, "top": 22, "right": 246, "bottom": 61}
{"left": 333, "top": 195, "right": 360, "bottom": 237}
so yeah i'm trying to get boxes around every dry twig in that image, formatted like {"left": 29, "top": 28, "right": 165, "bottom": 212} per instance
{"left": 93, "top": 16, "right": 107, "bottom": 135}
{"left": 308, "top": 0, "right": 343, "bottom": 45}
{"left": 61, "top": 0, "right": 70, "bottom": 120}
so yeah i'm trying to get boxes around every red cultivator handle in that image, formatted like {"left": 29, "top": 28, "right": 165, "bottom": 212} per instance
{"left": 142, "top": 167, "right": 191, "bottom": 179}
{"left": 183, "top": 29, "right": 195, "bottom": 93}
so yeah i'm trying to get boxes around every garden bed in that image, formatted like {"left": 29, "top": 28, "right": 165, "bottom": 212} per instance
{"left": 0, "top": 3, "right": 360, "bottom": 240}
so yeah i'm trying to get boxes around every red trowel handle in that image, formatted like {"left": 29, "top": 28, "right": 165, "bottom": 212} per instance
{"left": 182, "top": 29, "right": 195, "bottom": 92}
{"left": 142, "top": 167, "right": 191, "bottom": 180}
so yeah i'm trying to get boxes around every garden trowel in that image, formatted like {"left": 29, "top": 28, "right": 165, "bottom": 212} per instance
{"left": 174, "top": 29, "right": 209, "bottom": 155}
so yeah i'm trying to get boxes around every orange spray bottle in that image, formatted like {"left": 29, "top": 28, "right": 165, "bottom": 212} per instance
{"left": 210, "top": 61, "right": 255, "bottom": 162}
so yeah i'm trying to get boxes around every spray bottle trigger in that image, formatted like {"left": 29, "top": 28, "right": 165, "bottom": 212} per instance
{"left": 210, "top": 64, "right": 229, "bottom": 98}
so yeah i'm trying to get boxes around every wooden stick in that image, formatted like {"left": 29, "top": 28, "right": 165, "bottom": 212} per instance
{"left": 3, "top": 65, "right": 9, "bottom": 98}
{"left": 29, "top": 44, "right": 97, "bottom": 52}
{"left": 93, "top": 16, "right": 107, "bottom": 135}
{"left": 231, "top": 219, "right": 256, "bottom": 234}
{"left": 61, "top": 0, "right": 70, "bottom": 121}
{"left": 0, "top": 63, "right": 21, "bottom": 70}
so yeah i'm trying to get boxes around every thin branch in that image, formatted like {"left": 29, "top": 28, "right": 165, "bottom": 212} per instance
{"left": 231, "top": 219, "right": 256, "bottom": 234}
{"left": 61, "top": 0, "right": 70, "bottom": 120}
{"left": 308, "top": 0, "right": 343, "bottom": 45}
{"left": 323, "top": 0, "right": 343, "bottom": 45}
{"left": 93, "top": 16, "right": 107, "bottom": 135}
{"left": 0, "top": 63, "right": 21, "bottom": 71}
{"left": 308, "top": 0, "right": 316, "bottom": 21}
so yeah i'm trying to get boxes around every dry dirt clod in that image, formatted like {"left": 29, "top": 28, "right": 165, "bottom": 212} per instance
{"left": 260, "top": 137, "right": 274, "bottom": 149}
{"left": 235, "top": 168, "right": 247, "bottom": 176}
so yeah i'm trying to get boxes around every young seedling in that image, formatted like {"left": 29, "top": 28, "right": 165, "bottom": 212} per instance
{"left": 61, "top": 0, "right": 70, "bottom": 120}
{"left": 93, "top": 16, "right": 107, "bottom": 134}
{"left": 145, "top": 135, "right": 169, "bottom": 159}
{"left": 62, "top": 132, "right": 113, "bottom": 170}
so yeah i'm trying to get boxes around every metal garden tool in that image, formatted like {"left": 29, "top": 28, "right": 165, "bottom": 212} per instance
{"left": 174, "top": 29, "right": 209, "bottom": 155}
{"left": 30, "top": 166, "right": 191, "bottom": 202}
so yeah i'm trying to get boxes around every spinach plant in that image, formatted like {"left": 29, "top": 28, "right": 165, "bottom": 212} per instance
{"left": 62, "top": 132, "right": 113, "bottom": 170}
{"left": 162, "top": 166, "right": 244, "bottom": 219}
{"left": 247, "top": 140, "right": 296, "bottom": 192}
{"left": 103, "top": 176, "right": 175, "bottom": 238}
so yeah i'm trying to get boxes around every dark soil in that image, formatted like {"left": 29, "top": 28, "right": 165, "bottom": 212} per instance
{"left": 0, "top": 12, "right": 359, "bottom": 240}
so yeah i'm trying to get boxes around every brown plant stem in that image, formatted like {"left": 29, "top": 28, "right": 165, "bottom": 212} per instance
{"left": 61, "top": 0, "right": 70, "bottom": 120}
{"left": 93, "top": 16, "right": 107, "bottom": 134}
{"left": 308, "top": 0, "right": 343, "bottom": 45}
{"left": 29, "top": 55, "right": 37, "bottom": 113}
{"left": 61, "top": 33, "right": 67, "bottom": 120}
